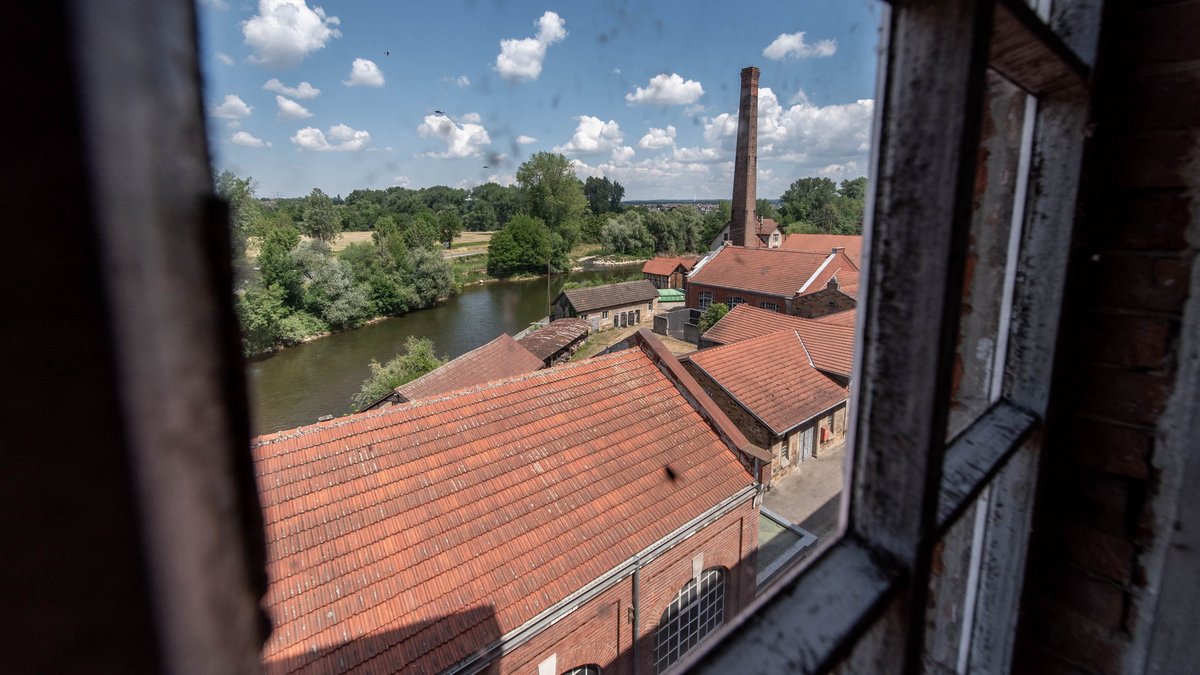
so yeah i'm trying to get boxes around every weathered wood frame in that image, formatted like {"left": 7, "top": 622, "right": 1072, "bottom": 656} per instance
{"left": 679, "top": 1, "right": 1102, "bottom": 672}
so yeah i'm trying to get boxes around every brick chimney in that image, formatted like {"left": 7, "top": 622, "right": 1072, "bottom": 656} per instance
{"left": 730, "top": 66, "right": 759, "bottom": 248}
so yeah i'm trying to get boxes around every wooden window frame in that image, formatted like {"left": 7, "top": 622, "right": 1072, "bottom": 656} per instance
{"left": 680, "top": 1, "right": 1101, "bottom": 673}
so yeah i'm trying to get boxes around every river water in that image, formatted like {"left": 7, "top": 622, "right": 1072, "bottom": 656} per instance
{"left": 247, "top": 266, "right": 640, "bottom": 435}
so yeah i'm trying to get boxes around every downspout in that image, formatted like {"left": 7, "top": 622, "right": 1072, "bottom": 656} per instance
{"left": 632, "top": 567, "right": 641, "bottom": 675}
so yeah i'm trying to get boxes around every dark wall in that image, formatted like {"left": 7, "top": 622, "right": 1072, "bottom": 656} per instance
{"left": 1015, "top": 1, "right": 1200, "bottom": 672}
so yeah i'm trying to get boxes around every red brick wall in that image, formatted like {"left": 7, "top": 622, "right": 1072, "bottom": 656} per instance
{"left": 1014, "top": 2, "right": 1199, "bottom": 672}
{"left": 686, "top": 282, "right": 788, "bottom": 313}
{"left": 498, "top": 498, "right": 758, "bottom": 675}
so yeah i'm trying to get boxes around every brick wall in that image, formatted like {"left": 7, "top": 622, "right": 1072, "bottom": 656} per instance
{"left": 686, "top": 282, "right": 790, "bottom": 314}
{"left": 791, "top": 288, "right": 857, "bottom": 319}
{"left": 500, "top": 499, "right": 758, "bottom": 675}
{"left": 1014, "top": 2, "right": 1199, "bottom": 673}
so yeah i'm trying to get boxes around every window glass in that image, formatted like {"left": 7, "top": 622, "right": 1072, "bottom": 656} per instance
{"left": 655, "top": 568, "right": 726, "bottom": 674}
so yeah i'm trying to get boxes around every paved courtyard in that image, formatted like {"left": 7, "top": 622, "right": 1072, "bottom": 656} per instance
{"left": 762, "top": 440, "right": 846, "bottom": 542}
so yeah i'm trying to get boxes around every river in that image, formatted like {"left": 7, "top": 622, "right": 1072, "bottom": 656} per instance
{"left": 247, "top": 266, "right": 641, "bottom": 435}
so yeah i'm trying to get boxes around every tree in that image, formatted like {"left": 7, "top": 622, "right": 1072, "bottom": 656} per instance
{"left": 257, "top": 222, "right": 302, "bottom": 306}
{"left": 697, "top": 303, "right": 730, "bottom": 332}
{"left": 408, "top": 248, "right": 454, "bottom": 306}
{"left": 351, "top": 336, "right": 446, "bottom": 411}
{"left": 487, "top": 214, "right": 557, "bottom": 277}
{"left": 701, "top": 200, "right": 731, "bottom": 247}
{"left": 470, "top": 182, "right": 519, "bottom": 227}
{"left": 291, "top": 241, "right": 372, "bottom": 329}
{"left": 235, "top": 283, "right": 289, "bottom": 355}
{"left": 756, "top": 198, "right": 780, "bottom": 222}
{"left": 600, "top": 212, "right": 655, "bottom": 255}
{"left": 215, "top": 171, "right": 261, "bottom": 258}
{"left": 402, "top": 212, "right": 439, "bottom": 251}
{"left": 779, "top": 177, "right": 838, "bottom": 227}
{"left": 516, "top": 152, "right": 588, "bottom": 240}
{"left": 301, "top": 188, "right": 342, "bottom": 243}
{"left": 840, "top": 177, "right": 868, "bottom": 201}
{"left": 464, "top": 200, "right": 497, "bottom": 231}
{"left": 437, "top": 209, "right": 463, "bottom": 249}
{"left": 584, "top": 176, "right": 625, "bottom": 215}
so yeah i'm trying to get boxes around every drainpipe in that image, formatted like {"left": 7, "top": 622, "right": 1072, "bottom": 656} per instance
{"left": 631, "top": 567, "right": 641, "bottom": 675}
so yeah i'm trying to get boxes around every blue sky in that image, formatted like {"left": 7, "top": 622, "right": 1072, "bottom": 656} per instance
{"left": 198, "top": 0, "right": 880, "bottom": 200}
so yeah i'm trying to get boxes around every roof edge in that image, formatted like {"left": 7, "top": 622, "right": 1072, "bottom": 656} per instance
{"left": 630, "top": 329, "right": 772, "bottom": 464}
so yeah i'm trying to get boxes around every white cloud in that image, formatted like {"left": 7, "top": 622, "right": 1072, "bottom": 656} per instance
{"left": 624, "top": 73, "right": 704, "bottom": 106}
{"left": 393, "top": 176, "right": 411, "bottom": 187}
{"left": 201, "top": 0, "right": 230, "bottom": 9}
{"left": 275, "top": 95, "right": 312, "bottom": 119}
{"left": 263, "top": 78, "right": 320, "bottom": 99}
{"left": 227, "top": 120, "right": 241, "bottom": 129}
{"left": 703, "top": 87, "right": 874, "bottom": 168}
{"left": 672, "top": 146, "right": 723, "bottom": 163}
{"left": 242, "top": 0, "right": 341, "bottom": 69}
{"left": 461, "top": 112, "right": 482, "bottom": 124}
{"left": 612, "top": 67, "right": 622, "bottom": 75}
{"left": 211, "top": 94, "right": 252, "bottom": 119}
{"left": 516, "top": 134, "right": 538, "bottom": 145}
{"left": 611, "top": 146, "right": 636, "bottom": 164}
{"left": 495, "top": 11, "right": 567, "bottom": 81}
{"left": 553, "top": 116, "right": 624, "bottom": 155}
{"left": 817, "top": 161, "right": 861, "bottom": 177}
{"left": 343, "top": 58, "right": 384, "bottom": 87}
{"left": 455, "top": 75, "right": 471, "bottom": 88}
{"left": 417, "top": 114, "right": 491, "bottom": 158}
{"left": 290, "top": 123, "right": 370, "bottom": 151}
{"left": 232, "top": 131, "right": 270, "bottom": 148}
{"left": 216, "top": 52, "right": 235, "bottom": 65}
{"left": 637, "top": 125, "right": 677, "bottom": 150}
{"left": 763, "top": 31, "right": 837, "bottom": 60}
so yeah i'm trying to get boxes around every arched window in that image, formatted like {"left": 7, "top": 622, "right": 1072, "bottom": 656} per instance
{"left": 654, "top": 567, "right": 726, "bottom": 673}
{"left": 560, "top": 666, "right": 601, "bottom": 675}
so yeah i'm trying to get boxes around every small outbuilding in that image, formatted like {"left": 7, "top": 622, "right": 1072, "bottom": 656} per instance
{"left": 516, "top": 317, "right": 590, "bottom": 367}
{"left": 551, "top": 279, "right": 660, "bottom": 330}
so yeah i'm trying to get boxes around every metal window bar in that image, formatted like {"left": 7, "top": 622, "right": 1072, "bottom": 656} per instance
{"left": 680, "top": 0, "right": 1099, "bottom": 673}
{"left": 655, "top": 569, "right": 726, "bottom": 674}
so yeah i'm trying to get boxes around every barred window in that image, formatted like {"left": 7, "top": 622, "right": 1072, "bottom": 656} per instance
{"left": 654, "top": 567, "right": 725, "bottom": 673}
{"left": 560, "top": 666, "right": 600, "bottom": 675}
{"left": 760, "top": 301, "right": 779, "bottom": 312}
{"left": 727, "top": 296, "right": 745, "bottom": 306}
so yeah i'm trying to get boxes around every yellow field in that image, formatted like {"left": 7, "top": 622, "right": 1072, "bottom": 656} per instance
{"left": 246, "top": 230, "right": 493, "bottom": 258}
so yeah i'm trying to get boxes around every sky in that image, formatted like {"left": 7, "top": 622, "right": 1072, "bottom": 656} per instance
{"left": 197, "top": 0, "right": 881, "bottom": 200}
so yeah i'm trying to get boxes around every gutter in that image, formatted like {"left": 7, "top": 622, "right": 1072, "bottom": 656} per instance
{"left": 443, "top": 484, "right": 758, "bottom": 675}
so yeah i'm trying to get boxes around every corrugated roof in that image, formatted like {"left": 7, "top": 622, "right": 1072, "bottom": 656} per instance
{"left": 702, "top": 304, "right": 855, "bottom": 377}
{"left": 559, "top": 279, "right": 659, "bottom": 313}
{"left": 779, "top": 234, "right": 864, "bottom": 267}
{"left": 516, "top": 318, "right": 590, "bottom": 361}
{"left": 687, "top": 246, "right": 830, "bottom": 298}
{"left": 641, "top": 257, "right": 696, "bottom": 276}
{"left": 688, "top": 330, "right": 849, "bottom": 436}
{"left": 253, "top": 333, "right": 757, "bottom": 674}
{"left": 395, "top": 334, "right": 543, "bottom": 401}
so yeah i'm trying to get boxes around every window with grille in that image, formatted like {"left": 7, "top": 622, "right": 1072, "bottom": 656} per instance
{"left": 760, "top": 302, "right": 779, "bottom": 312}
{"left": 697, "top": 292, "right": 713, "bottom": 311}
{"left": 654, "top": 568, "right": 725, "bottom": 674}
{"left": 560, "top": 666, "right": 600, "bottom": 675}
{"left": 727, "top": 297, "right": 745, "bottom": 306}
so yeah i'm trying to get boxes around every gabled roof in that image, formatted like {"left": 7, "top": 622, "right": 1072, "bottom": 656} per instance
{"left": 779, "top": 234, "right": 864, "bottom": 267}
{"left": 688, "top": 246, "right": 845, "bottom": 299}
{"left": 253, "top": 332, "right": 758, "bottom": 675}
{"left": 701, "top": 304, "right": 856, "bottom": 377}
{"left": 558, "top": 279, "right": 659, "bottom": 313}
{"left": 516, "top": 318, "right": 590, "bottom": 361}
{"left": 817, "top": 309, "right": 857, "bottom": 328}
{"left": 756, "top": 218, "right": 781, "bottom": 236}
{"left": 641, "top": 256, "right": 696, "bottom": 276}
{"left": 688, "top": 330, "right": 849, "bottom": 436}
{"left": 394, "top": 334, "right": 543, "bottom": 402}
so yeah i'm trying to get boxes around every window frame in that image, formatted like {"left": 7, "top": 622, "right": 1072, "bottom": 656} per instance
{"left": 681, "top": 1, "right": 1101, "bottom": 673}
{"left": 655, "top": 568, "right": 727, "bottom": 674}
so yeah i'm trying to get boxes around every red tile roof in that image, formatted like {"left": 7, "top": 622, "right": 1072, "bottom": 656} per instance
{"left": 779, "top": 234, "right": 864, "bottom": 266}
{"left": 253, "top": 332, "right": 758, "bottom": 674}
{"left": 641, "top": 257, "right": 696, "bottom": 276}
{"left": 688, "top": 330, "right": 849, "bottom": 436}
{"left": 701, "top": 304, "right": 856, "bottom": 377}
{"left": 688, "top": 246, "right": 831, "bottom": 298}
{"left": 516, "top": 318, "right": 590, "bottom": 361}
{"left": 558, "top": 279, "right": 659, "bottom": 313}
{"left": 394, "top": 333, "right": 544, "bottom": 402}
{"left": 816, "top": 309, "right": 857, "bottom": 328}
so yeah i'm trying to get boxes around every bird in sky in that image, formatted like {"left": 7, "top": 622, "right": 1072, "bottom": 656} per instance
{"left": 384, "top": 51, "right": 390, "bottom": 56}
{"left": 483, "top": 165, "right": 489, "bottom": 169}
{"left": 434, "top": 110, "right": 444, "bottom": 115}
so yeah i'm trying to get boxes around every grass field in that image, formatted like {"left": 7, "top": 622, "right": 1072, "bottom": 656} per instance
{"left": 247, "top": 230, "right": 493, "bottom": 258}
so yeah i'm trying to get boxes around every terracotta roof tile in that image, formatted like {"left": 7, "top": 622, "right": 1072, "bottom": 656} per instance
{"left": 688, "top": 330, "right": 849, "bottom": 435}
{"left": 641, "top": 256, "right": 697, "bottom": 276}
{"left": 817, "top": 309, "right": 857, "bottom": 328}
{"left": 394, "top": 334, "right": 543, "bottom": 402}
{"left": 701, "top": 305, "right": 856, "bottom": 378}
{"left": 254, "top": 335, "right": 754, "bottom": 674}
{"left": 558, "top": 280, "right": 659, "bottom": 313}
{"left": 779, "top": 234, "right": 864, "bottom": 266}
{"left": 688, "top": 246, "right": 830, "bottom": 298}
{"left": 515, "top": 319, "right": 590, "bottom": 361}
